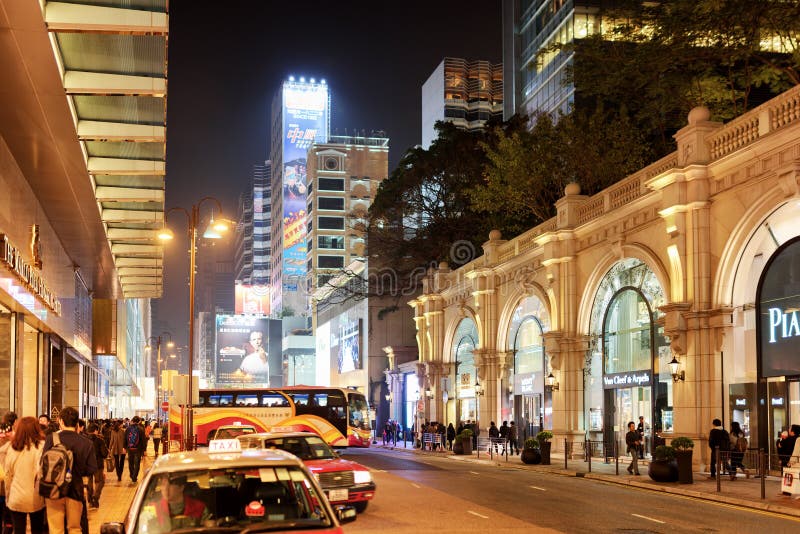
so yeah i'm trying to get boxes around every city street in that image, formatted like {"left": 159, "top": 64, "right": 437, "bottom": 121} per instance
{"left": 342, "top": 447, "right": 800, "bottom": 533}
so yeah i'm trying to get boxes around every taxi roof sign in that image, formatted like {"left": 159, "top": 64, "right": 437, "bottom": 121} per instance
{"left": 208, "top": 439, "right": 241, "bottom": 453}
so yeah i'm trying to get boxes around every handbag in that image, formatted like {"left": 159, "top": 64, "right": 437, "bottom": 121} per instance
{"left": 105, "top": 456, "right": 114, "bottom": 472}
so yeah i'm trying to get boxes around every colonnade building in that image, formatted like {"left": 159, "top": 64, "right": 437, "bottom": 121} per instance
{"left": 403, "top": 85, "right": 800, "bottom": 470}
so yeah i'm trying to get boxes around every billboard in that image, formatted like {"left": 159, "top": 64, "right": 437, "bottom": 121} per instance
{"left": 331, "top": 314, "right": 363, "bottom": 374}
{"left": 215, "top": 315, "right": 281, "bottom": 386}
{"left": 234, "top": 284, "right": 270, "bottom": 315}
{"left": 281, "top": 80, "right": 329, "bottom": 282}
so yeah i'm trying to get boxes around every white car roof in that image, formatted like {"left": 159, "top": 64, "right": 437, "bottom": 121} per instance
{"left": 148, "top": 448, "right": 302, "bottom": 475}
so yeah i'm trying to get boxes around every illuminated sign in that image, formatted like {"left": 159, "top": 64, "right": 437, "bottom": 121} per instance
{"left": 215, "top": 315, "right": 281, "bottom": 386}
{"left": 735, "top": 398, "right": 747, "bottom": 407}
{"left": 767, "top": 308, "right": 800, "bottom": 343}
{"left": 602, "top": 370, "right": 652, "bottom": 389}
{"left": 758, "top": 238, "right": 800, "bottom": 377}
{"left": 0, "top": 233, "right": 61, "bottom": 315}
{"left": 281, "top": 80, "right": 329, "bottom": 283}
{"left": 772, "top": 397, "right": 784, "bottom": 406}
{"left": 234, "top": 284, "right": 270, "bottom": 315}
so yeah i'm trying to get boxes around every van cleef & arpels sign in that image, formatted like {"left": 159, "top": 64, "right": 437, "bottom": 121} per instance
{"left": 0, "top": 232, "right": 62, "bottom": 315}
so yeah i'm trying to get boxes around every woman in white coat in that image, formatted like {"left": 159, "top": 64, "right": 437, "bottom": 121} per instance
{"left": 4, "top": 417, "right": 46, "bottom": 534}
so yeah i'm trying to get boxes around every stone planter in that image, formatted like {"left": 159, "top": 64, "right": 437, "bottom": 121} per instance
{"left": 453, "top": 440, "right": 464, "bottom": 455}
{"left": 461, "top": 438, "right": 472, "bottom": 455}
{"left": 521, "top": 448, "right": 541, "bottom": 464}
{"left": 675, "top": 450, "right": 694, "bottom": 484}
{"left": 539, "top": 441, "right": 551, "bottom": 465}
{"left": 648, "top": 459, "right": 679, "bottom": 482}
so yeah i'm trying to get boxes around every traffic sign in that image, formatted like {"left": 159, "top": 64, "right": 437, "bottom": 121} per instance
{"left": 161, "top": 401, "right": 169, "bottom": 412}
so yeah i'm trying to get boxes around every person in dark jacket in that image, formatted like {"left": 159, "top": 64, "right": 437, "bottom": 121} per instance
{"left": 42, "top": 406, "right": 98, "bottom": 534}
{"left": 625, "top": 421, "right": 641, "bottom": 475}
{"left": 86, "top": 423, "right": 108, "bottom": 508}
{"left": 708, "top": 418, "right": 732, "bottom": 478}
{"left": 446, "top": 423, "right": 456, "bottom": 450}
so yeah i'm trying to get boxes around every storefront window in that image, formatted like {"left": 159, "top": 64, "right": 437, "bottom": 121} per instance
{"left": 452, "top": 318, "right": 478, "bottom": 423}
{"left": 603, "top": 289, "right": 651, "bottom": 375}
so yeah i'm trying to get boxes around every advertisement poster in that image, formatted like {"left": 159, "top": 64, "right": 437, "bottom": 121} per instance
{"left": 331, "top": 315, "right": 362, "bottom": 374}
{"left": 281, "top": 80, "right": 329, "bottom": 282}
{"left": 234, "top": 284, "right": 270, "bottom": 315}
{"left": 215, "top": 315, "right": 281, "bottom": 385}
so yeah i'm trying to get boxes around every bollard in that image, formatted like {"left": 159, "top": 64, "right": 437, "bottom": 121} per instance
{"left": 615, "top": 439, "right": 619, "bottom": 475}
{"left": 564, "top": 438, "right": 568, "bottom": 470}
{"left": 716, "top": 446, "right": 721, "bottom": 492}
{"left": 587, "top": 439, "right": 592, "bottom": 473}
{"left": 760, "top": 449, "right": 766, "bottom": 500}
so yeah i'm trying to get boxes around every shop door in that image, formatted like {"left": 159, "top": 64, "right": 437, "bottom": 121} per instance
{"left": 607, "top": 387, "right": 651, "bottom": 457}
{"left": 518, "top": 393, "right": 542, "bottom": 442}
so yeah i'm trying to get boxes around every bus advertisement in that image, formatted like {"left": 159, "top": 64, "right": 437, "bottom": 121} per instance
{"left": 168, "top": 386, "right": 372, "bottom": 448}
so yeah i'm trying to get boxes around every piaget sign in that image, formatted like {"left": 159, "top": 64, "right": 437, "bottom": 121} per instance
{"left": 0, "top": 233, "right": 62, "bottom": 315}
{"left": 603, "top": 370, "right": 652, "bottom": 389}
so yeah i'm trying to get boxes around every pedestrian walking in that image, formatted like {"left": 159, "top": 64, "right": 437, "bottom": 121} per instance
{"left": 508, "top": 421, "right": 519, "bottom": 455}
{"left": 85, "top": 423, "right": 107, "bottom": 508}
{"left": 4, "top": 417, "right": 46, "bottom": 534}
{"left": 0, "top": 412, "right": 19, "bottom": 533}
{"left": 625, "top": 421, "right": 641, "bottom": 475}
{"left": 108, "top": 421, "right": 126, "bottom": 483}
{"left": 708, "top": 418, "right": 732, "bottom": 479}
{"left": 151, "top": 422, "right": 162, "bottom": 458}
{"left": 446, "top": 423, "right": 456, "bottom": 451}
{"left": 41, "top": 406, "right": 98, "bottom": 534}
{"left": 125, "top": 417, "right": 145, "bottom": 484}
{"left": 499, "top": 421, "right": 509, "bottom": 455}
{"left": 729, "top": 421, "right": 747, "bottom": 477}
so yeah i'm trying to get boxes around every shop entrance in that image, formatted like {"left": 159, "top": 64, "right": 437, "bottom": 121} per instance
{"left": 604, "top": 386, "right": 651, "bottom": 457}
{"left": 767, "top": 377, "right": 800, "bottom": 460}
{"left": 517, "top": 393, "right": 542, "bottom": 442}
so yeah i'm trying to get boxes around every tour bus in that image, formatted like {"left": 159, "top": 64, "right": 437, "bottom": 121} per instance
{"left": 168, "top": 386, "right": 372, "bottom": 448}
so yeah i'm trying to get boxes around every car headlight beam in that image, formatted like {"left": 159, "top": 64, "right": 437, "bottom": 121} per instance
{"left": 353, "top": 470, "right": 372, "bottom": 484}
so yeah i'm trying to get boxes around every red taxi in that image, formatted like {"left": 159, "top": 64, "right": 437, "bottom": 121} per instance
{"left": 238, "top": 432, "right": 375, "bottom": 513}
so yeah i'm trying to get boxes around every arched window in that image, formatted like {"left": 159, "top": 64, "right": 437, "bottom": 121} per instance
{"left": 603, "top": 288, "right": 653, "bottom": 375}
{"left": 452, "top": 318, "right": 478, "bottom": 422}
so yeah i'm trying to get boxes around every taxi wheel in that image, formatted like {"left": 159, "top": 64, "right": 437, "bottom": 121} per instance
{"left": 353, "top": 501, "right": 368, "bottom": 513}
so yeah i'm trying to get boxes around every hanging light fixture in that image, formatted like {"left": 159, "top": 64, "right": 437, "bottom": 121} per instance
{"left": 546, "top": 372, "right": 560, "bottom": 391}
{"left": 669, "top": 355, "right": 685, "bottom": 382}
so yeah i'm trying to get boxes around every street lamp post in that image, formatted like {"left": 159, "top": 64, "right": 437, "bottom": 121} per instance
{"left": 159, "top": 197, "right": 229, "bottom": 451}
{"left": 146, "top": 333, "right": 174, "bottom": 418}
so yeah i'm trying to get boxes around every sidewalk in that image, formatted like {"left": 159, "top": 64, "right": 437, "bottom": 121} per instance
{"left": 377, "top": 442, "right": 800, "bottom": 519}
{"left": 88, "top": 445, "right": 158, "bottom": 532}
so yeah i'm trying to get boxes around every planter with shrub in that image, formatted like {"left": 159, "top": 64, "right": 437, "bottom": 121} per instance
{"left": 537, "top": 431, "right": 553, "bottom": 465}
{"left": 671, "top": 436, "right": 694, "bottom": 484}
{"left": 648, "top": 445, "right": 679, "bottom": 482}
{"left": 520, "top": 437, "right": 541, "bottom": 465}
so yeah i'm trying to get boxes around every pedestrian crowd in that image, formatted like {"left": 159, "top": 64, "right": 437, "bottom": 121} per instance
{"left": 0, "top": 408, "right": 168, "bottom": 534}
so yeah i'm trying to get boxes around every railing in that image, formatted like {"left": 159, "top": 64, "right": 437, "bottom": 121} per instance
{"left": 477, "top": 437, "right": 509, "bottom": 461}
{"left": 421, "top": 432, "right": 445, "bottom": 451}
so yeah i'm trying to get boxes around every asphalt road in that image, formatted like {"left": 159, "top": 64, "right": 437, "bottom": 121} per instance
{"left": 340, "top": 447, "right": 800, "bottom": 534}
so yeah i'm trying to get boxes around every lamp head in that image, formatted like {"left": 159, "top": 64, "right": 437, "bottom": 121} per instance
{"left": 157, "top": 227, "right": 175, "bottom": 241}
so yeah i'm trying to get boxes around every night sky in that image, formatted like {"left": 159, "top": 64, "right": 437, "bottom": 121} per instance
{"left": 159, "top": 1, "right": 502, "bottom": 350}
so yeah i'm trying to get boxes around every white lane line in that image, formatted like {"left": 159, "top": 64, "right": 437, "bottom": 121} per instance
{"left": 529, "top": 485, "right": 546, "bottom": 491}
{"left": 411, "top": 483, "right": 421, "bottom": 488}
{"left": 467, "top": 510, "right": 489, "bottom": 519}
{"left": 632, "top": 513, "right": 665, "bottom": 524}
{"left": 469, "top": 471, "right": 480, "bottom": 475}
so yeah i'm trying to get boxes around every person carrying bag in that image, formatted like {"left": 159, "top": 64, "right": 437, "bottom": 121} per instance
{"left": 4, "top": 417, "right": 46, "bottom": 534}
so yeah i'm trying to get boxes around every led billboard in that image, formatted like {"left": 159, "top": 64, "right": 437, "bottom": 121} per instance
{"left": 215, "top": 315, "right": 281, "bottom": 386}
{"left": 281, "top": 80, "right": 329, "bottom": 282}
{"left": 331, "top": 314, "right": 363, "bottom": 374}
{"left": 234, "top": 284, "right": 270, "bottom": 315}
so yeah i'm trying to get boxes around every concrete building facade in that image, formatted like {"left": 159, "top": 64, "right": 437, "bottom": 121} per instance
{"left": 407, "top": 85, "right": 800, "bottom": 470}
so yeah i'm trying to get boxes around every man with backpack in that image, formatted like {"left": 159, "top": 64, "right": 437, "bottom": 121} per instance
{"left": 708, "top": 418, "right": 732, "bottom": 479}
{"left": 125, "top": 416, "right": 145, "bottom": 484}
{"left": 40, "top": 406, "right": 97, "bottom": 534}
{"left": 86, "top": 423, "right": 108, "bottom": 508}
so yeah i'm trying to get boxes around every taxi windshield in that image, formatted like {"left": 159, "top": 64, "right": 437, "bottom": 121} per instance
{"left": 133, "top": 466, "right": 335, "bottom": 533}
{"left": 262, "top": 436, "right": 337, "bottom": 461}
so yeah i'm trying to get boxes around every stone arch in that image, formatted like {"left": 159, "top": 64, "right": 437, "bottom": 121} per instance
{"left": 576, "top": 243, "right": 671, "bottom": 335}
{"left": 442, "top": 306, "right": 479, "bottom": 364}
{"left": 495, "top": 282, "right": 552, "bottom": 352}
{"left": 713, "top": 191, "right": 794, "bottom": 308}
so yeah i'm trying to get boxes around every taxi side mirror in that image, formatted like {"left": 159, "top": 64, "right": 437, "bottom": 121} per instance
{"left": 100, "top": 522, "right": 125, "bottom": 534}
{"left": 334, "top": 505, "right": 357, "bottom": 524}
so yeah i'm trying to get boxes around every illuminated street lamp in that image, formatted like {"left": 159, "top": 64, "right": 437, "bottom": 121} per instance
{"left": 146, "top": 332, "right": 173, "bottom": 417}
{"left": 159, "top": 197, "right": 230, "bottom": 450}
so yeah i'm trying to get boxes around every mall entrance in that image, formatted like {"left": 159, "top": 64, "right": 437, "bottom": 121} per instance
{"left": 604, "top": 386, "right": 652, "bottom": 457}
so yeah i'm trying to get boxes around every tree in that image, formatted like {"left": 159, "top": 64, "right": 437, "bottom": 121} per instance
{"left": 470, "top": 109, "right": 651, "bottom": 225}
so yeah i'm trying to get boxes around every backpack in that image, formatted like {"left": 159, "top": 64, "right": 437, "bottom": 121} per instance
{"left": 717, "top": 430, "right": 731, "bottom": 451}
{"left": 736, "top": 435, "right": 747, "bottom": 453}
{"left": 39, "top": 431, "right": 73, "bottom": 499}
{"left": 126, "top": 424, "right": 141, "bottom": 450}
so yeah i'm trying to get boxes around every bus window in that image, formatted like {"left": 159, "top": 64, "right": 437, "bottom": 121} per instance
{"left": 348, "top": 394, "right": 371, "bottom": 430}
{"left": 210, "top": 394, "right": 234, "bottom": 407}
{"left": 261, "top": 393, "right": 288, "bottom": 407}
{"left": 314, "top": 394, "right": 328, "bottom": 407}
{"left": 290, "top": 394, "right": 309, "bottom": 406}
{"left": 235, "top": 394, "right": 259, "bottom": 406}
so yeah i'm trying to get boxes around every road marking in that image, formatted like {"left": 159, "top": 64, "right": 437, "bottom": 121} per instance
{"left": 529, "top": 485, "right": 546, "bottom": 491}
{"left": 411, "top": 483, "right": 421, "bottom": 488}
{"left": 632, "top": 513, "right": 665, "bottom": 524}
{"left": 467, "top": 510, "right": 489, "bottom": 519}
{"left": 469, "top": 471, "right": 480, "bottom": 475}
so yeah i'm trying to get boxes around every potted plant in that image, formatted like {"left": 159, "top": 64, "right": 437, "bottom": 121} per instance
{"left": 453, "top": 436, "right": 464, "bottom": 455}
{"left": 648, "top": 445, "right": 679, "bottom": 482}
{"left": 459, "top": 428, "right": 473, "bottom": 455}
{"left": 671, "top": 436, "right": 694, "bottom": 484}
{"left": 521, "top": 437, "right": 542, "bottom": 464}
{"left": 537, "top": 431, "right": 553, "bottom": 465}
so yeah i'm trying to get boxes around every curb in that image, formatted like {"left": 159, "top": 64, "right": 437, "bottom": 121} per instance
{"left": 374, "top": 445, "right": 800, "bottom": 518}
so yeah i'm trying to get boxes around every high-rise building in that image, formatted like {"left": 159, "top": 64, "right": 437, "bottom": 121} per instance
{"left": 306, "top": 135, "right": 389, "bottom": 294}
{"left": 269, "top": 78, "right": 330, "bottom": 317}
{"left": 422, "top": 57, "right": 503, "bottom": 148}
{"left": 235, "top": 161, "right": 272, "bottom": 285}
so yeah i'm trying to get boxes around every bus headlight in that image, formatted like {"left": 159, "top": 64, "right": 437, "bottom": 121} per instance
{"left": 353, "top": 470, "right": 372, "bottom": 484}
